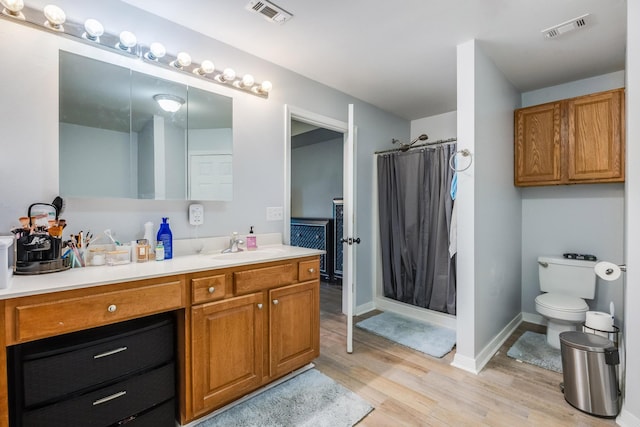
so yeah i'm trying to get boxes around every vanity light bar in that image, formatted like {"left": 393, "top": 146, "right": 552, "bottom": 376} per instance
{"left": 0, "top": 3, "right": 272, "bottom": 98}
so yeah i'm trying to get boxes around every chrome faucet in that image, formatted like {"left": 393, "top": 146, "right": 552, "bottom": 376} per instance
{"left": 222, "top": 232, "right": 244, "bottom": 253}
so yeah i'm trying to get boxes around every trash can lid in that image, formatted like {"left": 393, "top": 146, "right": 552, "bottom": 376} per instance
{"left": 559, "top": 331, "right": 614, "bottom": 352}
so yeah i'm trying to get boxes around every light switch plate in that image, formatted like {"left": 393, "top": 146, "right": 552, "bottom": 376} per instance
{"left": 189, "top": 204, "right": 204, "bottom": 225}
{"left": 266, "top": 206, "right": 283, "bottom": 221}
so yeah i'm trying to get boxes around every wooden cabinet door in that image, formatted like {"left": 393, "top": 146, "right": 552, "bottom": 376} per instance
{"left": 191, "top": 293, "right": 264, "bottom": 415}
{"left": 268, "top": 280, "right": 319, "bottom": 378}
{"left": 514, "top": 102, "right": 562, "bottom": 186}
{"left": 567, "top": 89, "right": 624, "bottom": 182}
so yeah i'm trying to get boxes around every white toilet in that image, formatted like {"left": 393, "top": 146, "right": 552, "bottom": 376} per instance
{"left": 534, "top": 256, "right": 597, "bottom": 349}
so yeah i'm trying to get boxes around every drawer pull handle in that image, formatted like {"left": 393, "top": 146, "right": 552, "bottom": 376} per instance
{"left": 93, "top": 391, "right": 127, "bottom": 406}
{"left": 257, "top": 303, "right": 263, "bottom": 309}
{"left": 272, "top": 299, "right": 279, "bottom": 305}
{"left": 94, "top": 346, "right": 128, "bottom": 359}
{"left": 208, "top": 286, "right": 216, "bottom": 294}
{"left": 107, "top": 304, "right": 117, "bottom": 313}
{"left": 308, "top": 268, "right": 315, "bottom": 273}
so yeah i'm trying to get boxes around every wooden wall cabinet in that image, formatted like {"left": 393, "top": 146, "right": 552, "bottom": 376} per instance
{"left": 514, "top": 88, "right": 625, "bottom": 186}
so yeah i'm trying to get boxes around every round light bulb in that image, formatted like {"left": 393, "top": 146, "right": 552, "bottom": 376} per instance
{"left": 260, "top": 80, "right": 273, "bottom": 93}
{"left": 200, "top": 60, "right": 215, "bottom": 74}
{"left": 43, "top": 4, "right": 65, "bottom": 31}
{"left": 176, "top": 52, "right": 191, "bottom": 68}
{"left": 1, "top": 0, "right": 24, "bottom": 13}
{"left": 147, "top": 42, "right": 166, "bottom": 60}
{"left": 242, "top": 74, "right": 255, "bottom": 87}
{"left": 118, "top": 30, "right": 137, "bottom": 50}
{"left": 222, "top": 68, "right": 236, "bottom": 82}
{"left": 83, "top": 18, "right": 104, "bottom": 41}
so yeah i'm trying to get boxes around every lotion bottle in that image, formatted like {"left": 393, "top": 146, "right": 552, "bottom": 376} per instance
{"left": 157, "top": 217, "right": 173, "bottom": 259}
{"left": 246, "top": 226, "right": 257, "bottom": 251}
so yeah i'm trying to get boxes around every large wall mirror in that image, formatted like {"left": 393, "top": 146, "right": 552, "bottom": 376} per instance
{"left": 59, "top": 51, "right": 233, "bottom": 201}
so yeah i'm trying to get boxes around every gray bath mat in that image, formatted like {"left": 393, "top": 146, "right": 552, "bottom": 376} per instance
{"left": 195, "top": 369, "right": 373, "bottom": 427}
{"left": 507, "top": 331, "right": 562, "bottom": 373}
{"left": 356, "top": 311, "right": 456, "bottom": 358}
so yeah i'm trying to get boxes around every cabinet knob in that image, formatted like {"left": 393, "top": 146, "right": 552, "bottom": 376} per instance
{"left": 272, "top": 299, "right": 279, "bottom": 305}
{"left": 208, "top": 286, "right": 215, "bottom": 294}
{"left": 107, "top": 304, "right": 117, "bottom": 313}
{"left": 308, "top": 268, "right": 315, "bottom": 273}
{"left": 257, "top": 303, "right": 263, "bottom": 309}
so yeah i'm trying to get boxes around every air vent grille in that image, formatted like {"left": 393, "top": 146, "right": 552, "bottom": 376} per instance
{"left": 245, "top": 0, "right": 293, "bottom": 24}
{"left": 542, "top": 13, "right": 590, "bottom": 39}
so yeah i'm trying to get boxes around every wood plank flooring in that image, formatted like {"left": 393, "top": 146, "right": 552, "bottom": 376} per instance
{"left": 315, "top": 282, "right": 615, "bottom": 426}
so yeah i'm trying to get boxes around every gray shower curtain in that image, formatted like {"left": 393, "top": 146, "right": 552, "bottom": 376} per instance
{"left": 377, "top": 144, "right": 456, "bottom": 314}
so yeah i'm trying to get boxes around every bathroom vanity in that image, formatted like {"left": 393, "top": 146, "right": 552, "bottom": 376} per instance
{"left": 0, "top": 245, "right": 322, "bottom": 426}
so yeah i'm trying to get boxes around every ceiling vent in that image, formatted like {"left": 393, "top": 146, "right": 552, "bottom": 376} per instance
{"left": 245, "top": 0, "right": 293, "bottom": 24}
{"left": 542, "top": 14, "right": 590, "bottom": 39}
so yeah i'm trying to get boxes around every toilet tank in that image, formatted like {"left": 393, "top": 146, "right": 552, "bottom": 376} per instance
{"left": 538, "top": 256, "right": 597, "bottom": 299}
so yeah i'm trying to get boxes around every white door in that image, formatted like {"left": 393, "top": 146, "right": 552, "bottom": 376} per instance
{"left": 284, "top": 104, "right": 356, "bottom": 354}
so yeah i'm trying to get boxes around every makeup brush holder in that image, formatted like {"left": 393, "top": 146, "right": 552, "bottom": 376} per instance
{"left": 15, "top": 234, "right": 70, "bottom": 275}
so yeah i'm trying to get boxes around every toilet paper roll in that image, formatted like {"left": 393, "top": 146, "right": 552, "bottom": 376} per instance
{"left": 594, "top": 261, "right": 621, "bottom": 281}
{"left": 585, "top": 311, "right": 614, "bottom": 332}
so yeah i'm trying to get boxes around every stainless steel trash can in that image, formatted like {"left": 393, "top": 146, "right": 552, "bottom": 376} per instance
{"left": 559, "top": 331, "right": 620, "bottom": 418}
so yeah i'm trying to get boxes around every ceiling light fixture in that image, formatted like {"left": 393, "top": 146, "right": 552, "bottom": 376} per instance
{"left": 145, "top": 42, "right": 166, "bottom": 61}
{"left": 1, "top": 0, "right": 25, "bottom": 20}
{"left": 0, "top": 3, "right": 273, "bottom": 98}
{"left": 154, "top": 94, "right": 185, "bottom": 113}
{"left": 43, "top": 4, "right": 65, "bottom": 32}
{"left": 117, "top": 30, "right": 137, "bottom": 52}
{"left": 82, "top": 18, "right": 103, "bottom": 42}
{"left": 193, "top": 59, "right": 214, "bottom": 76}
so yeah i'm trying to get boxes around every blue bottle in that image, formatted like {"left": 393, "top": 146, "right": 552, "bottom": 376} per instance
{"left": 157, "top": 217, "right": 173, "bottom": 259}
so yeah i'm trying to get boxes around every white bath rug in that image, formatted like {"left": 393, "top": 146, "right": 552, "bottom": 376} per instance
{"left": 507, "top": 331, "right": 562, "bottom": 373}
{"left": 356, "top": 311, "right": 456, "bottom": 358}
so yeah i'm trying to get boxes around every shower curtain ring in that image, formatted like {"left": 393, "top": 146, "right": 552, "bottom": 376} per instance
{"left": 449, "top": 149, "right": 472, "bottom": 172}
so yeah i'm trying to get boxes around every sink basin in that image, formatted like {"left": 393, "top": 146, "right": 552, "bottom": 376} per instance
{"left": 208, "top": 247, "right": 288, "bottom": 262}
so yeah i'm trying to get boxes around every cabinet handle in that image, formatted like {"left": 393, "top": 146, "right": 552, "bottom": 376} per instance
{"left": 107, "top": 304, "right": 117, "bottom": 313}
{"left": 272, "top": 299, "right": 279, "bottom": 305}
{"left": 257, "top": 303, "right": 263, "bottom": 309}
{"left": 208, "top": 286, "right": 215, "bottom": 293}
{"left": 93, "top": 391, "right": 127, "bottom": 406}
{"left": 308, "top": 268, "right": 315, "bottom": 273}
{"left": 94, "top": 346, "right": 128, "bottom": 359}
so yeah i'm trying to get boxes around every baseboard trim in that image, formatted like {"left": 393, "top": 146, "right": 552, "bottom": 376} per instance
{"left": 451, "top": 313, "right": 522, "bottom": 375}
{"left": 355, "top": 301, "right": 375, "bottom": 316}
{"left": 373, "top": 296, "right": 456, "bottom": 329}
{"left": 617, "top": 406, "right": 640, "bottom": 427}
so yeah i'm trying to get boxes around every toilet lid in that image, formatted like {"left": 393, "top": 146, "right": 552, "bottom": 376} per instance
{"left": 536, "top": 293, "right": 588, "bottom": 313}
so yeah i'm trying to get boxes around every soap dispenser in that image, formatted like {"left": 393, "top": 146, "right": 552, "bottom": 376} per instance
{"left": 246, "top": 226, "right": 257, "bottom": 251}
{"left": 157, "top": 218, "right": 173, "bottom": 259}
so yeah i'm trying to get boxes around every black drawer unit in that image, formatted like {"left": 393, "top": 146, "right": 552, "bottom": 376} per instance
{"left": 333, "top": 198, "right": 344, "bottom": 280}
{"left": 8, "top": 313, "right": 176, "bottom": 427}
{"left": 290, "top": 218, "right": 333, "bottom": 280}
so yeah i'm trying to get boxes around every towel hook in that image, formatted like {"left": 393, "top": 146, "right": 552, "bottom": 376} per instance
{"left": 449, "top": 149, "right": 472, "bottom": 172}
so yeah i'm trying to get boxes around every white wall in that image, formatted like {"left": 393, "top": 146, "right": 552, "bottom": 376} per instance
{"left": 620, "top": 1, "right": 640, "bottom": 425}
{"left": 453, "top": 40, "right": 522, "bottom": 372}
{"left": 519, "top": 72, "right": 625, "bottom": 321}
{"left": 291, "top": 138, "right": 343, "bottom": 218}
{"left": 0, "top": 2, "right": 408, "bottom": 310}
{"left": 410, "top": 111, "right": 456, "bottom": 142}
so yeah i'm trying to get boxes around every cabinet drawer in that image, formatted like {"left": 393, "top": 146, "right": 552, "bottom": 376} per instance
{"left": 22, "top": 362, "right": 175, "bottom": 427}
{"left": 192, "top": 274, "right": 228, "bottom": 304}
{"left": 234, "top": 263, "right": 295, "bottom": 295}
{"left": 12, "top": 280, "right": 184, "bottom": 342}
{"left": 298, "top": 259, "right": 320, "bottom": 282}
{"left": 17, "top": 315, "right": 174, "bottom": 407}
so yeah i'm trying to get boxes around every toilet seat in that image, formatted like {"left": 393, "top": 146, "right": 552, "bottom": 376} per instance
{"left": 535, "top": 292, "right": 588, "bottom": 322}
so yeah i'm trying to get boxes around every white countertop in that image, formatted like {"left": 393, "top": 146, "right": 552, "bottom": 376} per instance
{"left": 1, "top": 244, "right": 323, "bottom": 300}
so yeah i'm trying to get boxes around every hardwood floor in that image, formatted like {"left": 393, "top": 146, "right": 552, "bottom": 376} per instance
{"left": 315, "top": 283, "right": 615, "bottom": 426}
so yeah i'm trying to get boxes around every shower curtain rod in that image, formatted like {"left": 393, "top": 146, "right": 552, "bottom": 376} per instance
{"left": 375, "top": 137, "right": 457, "bottom": 155}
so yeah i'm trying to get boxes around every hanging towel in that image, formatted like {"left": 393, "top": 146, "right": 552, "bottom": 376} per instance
{"left": 449, "top": 200, "right": 457, "bottom": 258}
{"left": 450, "top": 155, "right": 457, "bottom": 200}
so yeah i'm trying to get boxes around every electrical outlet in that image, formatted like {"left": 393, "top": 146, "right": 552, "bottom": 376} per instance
{"left": 266, "top": 206, "right": 283, "bottom": 221}
{"left": 189, "top": 204, "right": 204, "bottom": 225}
